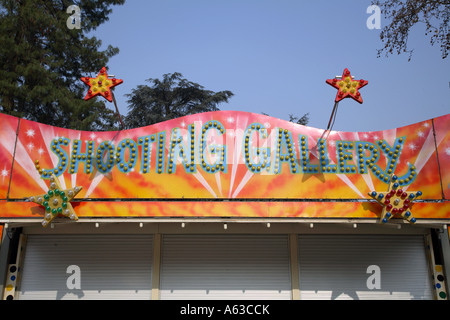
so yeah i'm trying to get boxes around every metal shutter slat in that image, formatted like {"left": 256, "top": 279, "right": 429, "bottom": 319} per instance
{"left": 18, "top": 235, "right": 153, "bottom": 300}
{"left": 160, "top": 235, "right": 291, "bottom": 300}
{"left": 298, "top": 235, "right": 433, "bottom": 300}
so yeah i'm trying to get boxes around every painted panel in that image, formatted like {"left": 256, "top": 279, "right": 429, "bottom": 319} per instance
{"left": 0, "top": 200, "right": 448, "bottom": 220}
{"left": 3, "top": 111, "right": 447, "bottom": 201}
{"left": 433, "top": 114, "right": 450, "bottom": 199}
{"left": 0, "top": 114, "right": 19, "bottom": 199}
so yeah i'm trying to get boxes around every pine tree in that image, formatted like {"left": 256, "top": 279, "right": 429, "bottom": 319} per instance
{"left": 0, "top": 0, "right": 125, "bottom": 130}
{"left": 124, "top": 73, "right": 234, "bottom": 129}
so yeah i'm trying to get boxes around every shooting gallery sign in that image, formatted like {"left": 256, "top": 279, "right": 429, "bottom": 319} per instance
{"left": 0, "top": 111, "right": 449, "bottom": 222}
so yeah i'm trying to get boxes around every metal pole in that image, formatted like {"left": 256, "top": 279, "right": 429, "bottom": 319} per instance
{"left": 0, "top": 225, "right": 10, "bottom": 300}
{"left": 326, "top": 101, "right": 339, "bottom": 131}
{"left": 320, "top": 101, "right": 339, "bottom": 141}
{"left": 438, "top": 227, "right": 450, "bottom": 298}
{"left": 111, "top": 91, "right": 124, "bottom": 130}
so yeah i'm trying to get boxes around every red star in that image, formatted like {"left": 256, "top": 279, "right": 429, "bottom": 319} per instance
{"left": 326, "top": 68, "right": 368, "bottom": 104}
{"left": 81, "top": 67, "right": 123, "bottom": 102}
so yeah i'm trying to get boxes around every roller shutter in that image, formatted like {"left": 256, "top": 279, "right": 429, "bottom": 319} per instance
{"left": 297, "top": 234, "right": 433, "bottom": 300}
{"left": 18, "top": 235, "right": 153, "bottom": 300}
{"left": 160, "top": 234, "right": 291, "bottom": 300}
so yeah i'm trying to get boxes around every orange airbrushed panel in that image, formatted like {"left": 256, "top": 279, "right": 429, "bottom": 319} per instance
{"left": 5, "top": 111, "right": 449, "bottom": 200}
{"left": 0, "top": 114, "right": 19, "bottom": 199}
{"left": 434, "top": 114, "right": 450, "bottom": 199}
{"left": 0, "top": 200, "right": 448, "bottom": 220}
{"left": 0, "top": 111, "right": 449, "bottom": 220}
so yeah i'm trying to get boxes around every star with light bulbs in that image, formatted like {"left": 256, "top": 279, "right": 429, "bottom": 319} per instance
{"left": 81, "top": 67, "right": 123, "bottom": 102}
{"left": 368, "top": 174, "right": 422, "bottom": 224}
{"left": 28, "top": 160, "right": 82, "bottom": 227}
{"left": 326, "top": 68, "right": 368, "bottom": 104}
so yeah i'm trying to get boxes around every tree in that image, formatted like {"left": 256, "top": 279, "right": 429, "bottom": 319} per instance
{"left": 372, "top": 0, "right": 449, "bottom": 60}
{"left": 288, "top": 113, "right": 309, "bottom": 126}
{"left": 261, "top": 112, "right": 310, "bottom": 126}
{"left": 124, "top": 73, "right": 234, "bottom": 129}
{"left": 0, "top": 0, "right": 125, "bottom": 130}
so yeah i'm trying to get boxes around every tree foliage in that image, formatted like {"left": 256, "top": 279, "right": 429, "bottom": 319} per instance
{"left": 0, "top": 0, "right": 125, "bottom": 130}
{"left": 372, "top": 0, "right": 449, "bottom": 60}
{"left": 288, "top": 113, "right": 309, "bottom": 126}
{"left": 261, "top": 112, "right": 310, "bottom": 126}
{"left": 124, "top": 73, "right": 234, "bottom": 129}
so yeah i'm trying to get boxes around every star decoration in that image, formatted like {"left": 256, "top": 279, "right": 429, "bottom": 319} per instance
{"left": 368, "top": 174, "right": 422, "bottom": 224}
{"left": 28, "top": 161, "right": 82, "bottom": 227}
{"left": 326, "top": 68, "right": 368, "bottom": 104}
{"left": 81, "top": 67, "right": 123, "bottom": 102}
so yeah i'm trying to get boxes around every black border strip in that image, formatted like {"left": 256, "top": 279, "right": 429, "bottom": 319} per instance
{"left": 5, "top": 197, "right": 448, "bottom": 203}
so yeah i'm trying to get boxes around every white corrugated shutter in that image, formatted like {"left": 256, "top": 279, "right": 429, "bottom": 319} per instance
{"left": 298, "top": 234, "right": 433, "bottom": 300}
{"left": 160, "top": 234, "right": 291, "bottom": 300}
{"left": 18, "top": 235, "right": 153, "bottom": 300}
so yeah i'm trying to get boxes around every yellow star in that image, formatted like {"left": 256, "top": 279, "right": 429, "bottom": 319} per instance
{"left": 28, "top": 161, "right": 82, "bottom": 227}
{"left": 368, "top": 174, "right": 422, "bottom": 224}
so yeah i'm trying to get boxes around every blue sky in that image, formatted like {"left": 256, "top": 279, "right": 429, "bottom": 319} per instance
{"left": 90, "top": 0, "right": 449, "bottom": 132}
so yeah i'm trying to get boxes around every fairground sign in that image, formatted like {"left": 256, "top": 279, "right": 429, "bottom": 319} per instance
{"left": 0, "top": 111, "right": 449, "bottom": 222}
